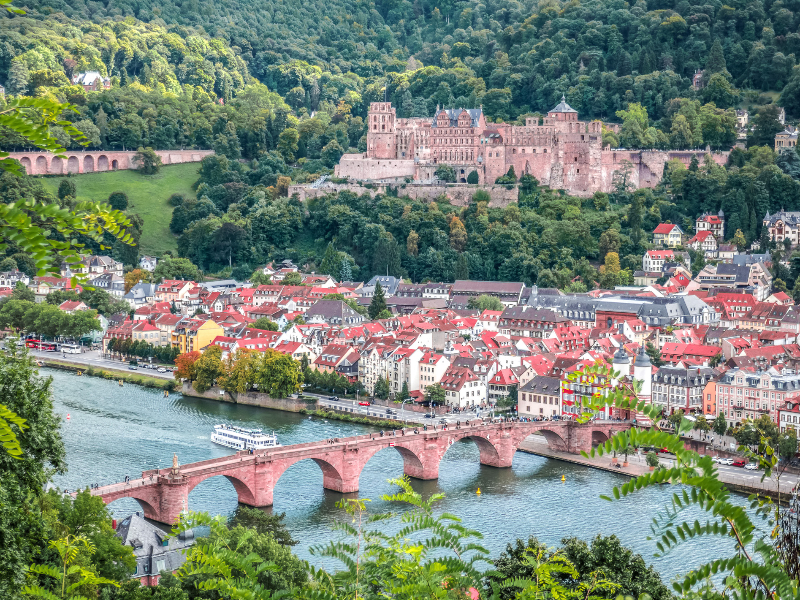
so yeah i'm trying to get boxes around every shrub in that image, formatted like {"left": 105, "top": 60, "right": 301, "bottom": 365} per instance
{"left": 645, "top": 451, "right": 659, "bottom": 467}
{"left": 168, "top": 193, "right": 185, "bottom": 206}
{"left": 108, "top": 191, "right": 129, "bottom": 211}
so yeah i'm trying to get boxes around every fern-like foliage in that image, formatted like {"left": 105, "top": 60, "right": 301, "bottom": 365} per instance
{"left": 171, "top": 511, "right": 282, "bottom": 600}
{"left": 0, "top": 97, "right": 87, "bottom": 175}
{"left": 23, "top": 535, "right": 119, "bottom": 600}
{"left": 571, "top": 362, "right": 798, "bottom": 599}
{"left": 485, "top": 546, "right": 621, "bottom": 600}
{"left": 0, "top": 400, "right": 27, "bottom": 457}
{"left": 302, "top": 476, "right": 489, "bottom": 600}
{"left": 0, "top": 199, "right": 133, "bottom": 281}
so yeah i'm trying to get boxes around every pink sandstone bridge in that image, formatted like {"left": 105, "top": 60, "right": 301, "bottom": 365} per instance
{"left": 7, "top": 149, "right": 214, "bottom": 175}
{"left": 89, "top": 419, "right": 628, "bottom": 524}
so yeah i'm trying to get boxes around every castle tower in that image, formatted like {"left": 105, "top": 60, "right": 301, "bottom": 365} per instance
{"left": 366, "top": 102, "right": 397, "bottom": 159}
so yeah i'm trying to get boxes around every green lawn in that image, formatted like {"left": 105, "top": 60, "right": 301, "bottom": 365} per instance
{"left": 39, "top": 163, "right": 200, "bottom": 256}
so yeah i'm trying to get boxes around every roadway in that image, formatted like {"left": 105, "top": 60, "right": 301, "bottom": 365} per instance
{"left": 30, "top": 348, "right": 175, "bottom": 379}
{"left": 639, "top": 450, "right": 800, "bottom": 491}
{"left": 305, "top": 391, "right": 496, "bottom": 425}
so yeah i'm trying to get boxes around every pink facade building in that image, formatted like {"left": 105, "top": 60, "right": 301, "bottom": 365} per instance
{"left": 337, "top": 99, "right": 729, "bottom": 196}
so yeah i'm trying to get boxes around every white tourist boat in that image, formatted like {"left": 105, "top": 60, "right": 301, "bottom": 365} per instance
{"left": 210, "top": 424, "right": 281, "bottom": 450}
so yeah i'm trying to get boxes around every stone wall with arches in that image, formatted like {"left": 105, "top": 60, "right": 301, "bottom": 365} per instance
{"left": 9, "top": 150, "right": 214, "bottom": 175}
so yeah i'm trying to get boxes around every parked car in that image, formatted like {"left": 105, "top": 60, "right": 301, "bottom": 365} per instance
{"left": 358, "top": 401, "right": 371, "bottom": 406}
{"left": 744, "top": 463, "right": 758, "bottom": 470}
{"left": 710, "top": 456, "right": 720, "bottom": 463}
{"left": 157, "top": 367, "right": 167, "bottom": 373}
{"left": 385, "top": 409, "right": 395, "bottom": 416}
{"left": 128, "top": 365, "right": 138, "bottom": 370}
{"left": 720, "top": 458, "right": 734, "bottom": 465}
{"left": 329, "top": 396, "right": 340, "bottom": 401}
{"left": 438, "top": 419, "right": 448, "bottom": 424}
{"left": 732, "top": 459, "right": 746, "bottom": 467}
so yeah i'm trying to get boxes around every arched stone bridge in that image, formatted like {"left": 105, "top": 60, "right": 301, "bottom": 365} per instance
{"left": 89, "top": 419, "right": 628, "bottom": 525}
{"left": 7, "top": 149, "right": 214, "bottom": 175}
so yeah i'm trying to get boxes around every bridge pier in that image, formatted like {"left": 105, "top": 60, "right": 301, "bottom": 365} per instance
{"left": 477, "top": 433, "right": 516, "bottom": 468}
{"left": 157, "top": 479, "right": 191, "bottom": 525}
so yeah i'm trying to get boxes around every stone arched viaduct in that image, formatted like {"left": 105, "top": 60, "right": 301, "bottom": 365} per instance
{"left": 90, "top": 420, "right": 628, "bottom": 525}
{"left": 8, "top": 150, "right": 214, "bottom": 175}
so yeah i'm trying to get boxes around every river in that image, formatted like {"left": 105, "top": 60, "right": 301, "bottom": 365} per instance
{"left": 48, "top": 368, "right": 752, "bottom": 582}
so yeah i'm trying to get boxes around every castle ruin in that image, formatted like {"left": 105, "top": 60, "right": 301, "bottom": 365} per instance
{"left": 335, "top": 98, "right": 729, "bottom": 196}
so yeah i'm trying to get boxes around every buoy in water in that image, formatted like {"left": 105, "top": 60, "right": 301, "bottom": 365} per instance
{"left": 476, "top": 487, "right": 481, "bottom": 495}
{"left": 66, "top": 414, "right": 70, "bottom": 420}
{"left": 561, "top": 475, "right": 565, "bottom": 482}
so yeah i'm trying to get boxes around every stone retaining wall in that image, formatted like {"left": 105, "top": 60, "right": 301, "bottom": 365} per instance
{"left": 180, "top": 383, "right": 318, "bottom": 412}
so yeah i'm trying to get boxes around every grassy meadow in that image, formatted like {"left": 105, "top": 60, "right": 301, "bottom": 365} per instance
{"left": 39, "top": 163, "right": 200, "bottom": 256}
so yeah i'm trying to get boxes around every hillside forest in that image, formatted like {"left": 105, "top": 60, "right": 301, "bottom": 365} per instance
{"left": 0, "top": 0, "right": 799, "bottom": 293}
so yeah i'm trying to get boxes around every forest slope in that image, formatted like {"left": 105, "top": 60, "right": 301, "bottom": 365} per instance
{"left": 9, "top": 0, "right": 800, "bottom": 122}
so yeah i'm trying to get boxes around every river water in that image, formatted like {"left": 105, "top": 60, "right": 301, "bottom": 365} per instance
{"left": 48, "top": 369, "right": 752, "bottom": 582}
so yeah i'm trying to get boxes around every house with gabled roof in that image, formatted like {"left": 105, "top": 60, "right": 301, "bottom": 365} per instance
{"left": 487, "top": 368, "right": 519, "bottom": 404}
{"left": 115, "top": 513, "right": 200, "bottom": 586}
{"left": 305, "top": 300, "right": 365, "bottom": 326}
{"left": 519, "top": 375, "right": 561, "bottom": 419}
{"left": 687, "top": 230, "right": 718, "bottom": 253}
{"left": 653, "top": 223, "right": 684, "bottom": 247}
{"left": 58, "top": 300, "right": 88, "bottom": 314}
{"left": 440, "top": 365, "right": 486, "bottom": 408}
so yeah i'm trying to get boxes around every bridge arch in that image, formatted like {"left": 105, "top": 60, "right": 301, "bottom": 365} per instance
{"left": 50, "top": 157, "right": 63, "bottom": 174}
{"left": 442, "top": 431, "right": 506, "bottom": 468}
{"left": 19, "top": 156, "right": 31, "bottom": 174}
{"left": 35, "top": 155, "right": 47, "bottom": 174}
{"left": 67, "top": 156, "right": 79, "bottom": 173}
{"left": 532, "top": 429, "right": 569, "bottom": 452}
{"left": 105, "top": 494, "right": 159, "bottom": 521}
{"left": 83, "top": 155, "right": 94, "bottom": 173}
{"left": 97, "top": 155, "right": 109, "bottom": 171}
{"left": 591, "top": 430, "right": 610, "bottom": 446}
{"left": 187, "top": 472, "right": 257, "bottom": 507}
{"left": 358, "top": 443, "right": 428, "bottom": 481}
{"left": 273, "top": 456, "right": 352, "bottom": 497}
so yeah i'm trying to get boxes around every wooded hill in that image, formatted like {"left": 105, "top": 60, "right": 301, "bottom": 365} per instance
{"left": 9, "top": 0, "right": 800, "bottom": 122}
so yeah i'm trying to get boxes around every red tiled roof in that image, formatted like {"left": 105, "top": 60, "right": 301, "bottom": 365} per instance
{"left": 645, "top": 250, "right": 675, "bottom": 260}
{"left": 654, "top": 224, "right": 680, "bottom": 234}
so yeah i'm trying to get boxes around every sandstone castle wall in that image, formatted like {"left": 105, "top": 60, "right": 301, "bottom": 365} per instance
{"left": 335, "top": 101, "right": 728, "bottom": 196}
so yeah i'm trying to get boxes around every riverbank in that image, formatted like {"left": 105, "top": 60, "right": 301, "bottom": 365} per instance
{"left": 299, "top": 407, "right": 406, "bottom": 429}
{"left": 519, "top": 435, "right": 794, "bottom": 503}
{"left": 41, "top": 359, "right": 176, "bottom": 390}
